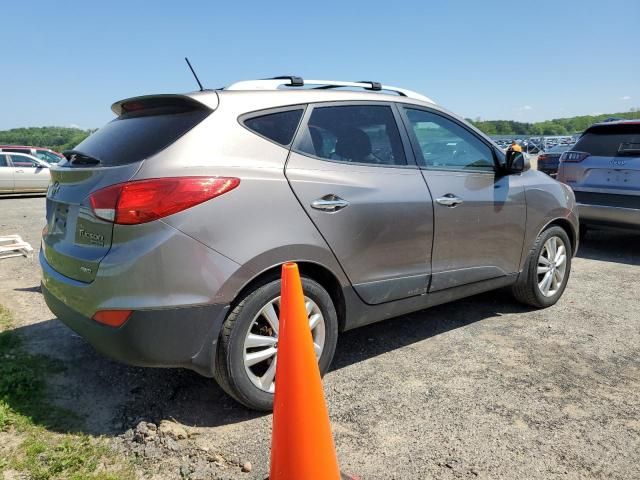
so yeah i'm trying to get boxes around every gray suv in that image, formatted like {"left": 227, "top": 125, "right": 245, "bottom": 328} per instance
{"left": 40, "top": 77, "right": 579, "bottom": 410}
{"left": 557, "top": 120, "right": 640, "bottom": 233}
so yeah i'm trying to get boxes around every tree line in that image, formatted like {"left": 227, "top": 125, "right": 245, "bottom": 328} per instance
{"left": 467, "top": 109, "right": 640, "bottom": 136}
{"left": 0, "top": 127, "right": 93, "bottom": 153}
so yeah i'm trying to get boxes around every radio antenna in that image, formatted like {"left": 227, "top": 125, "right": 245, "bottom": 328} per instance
{"left": 184, "top": 57, "right": 204, "bottom": 91}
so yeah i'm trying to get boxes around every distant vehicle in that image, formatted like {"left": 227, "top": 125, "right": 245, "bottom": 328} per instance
{"left": 0, "top": 145, "right": 64, "bottom": 164}
{"left": 0, "top": 152, "right": 50, "bottom": 194}
{"left": 558, "top": 120, "right": 640, "bottom": 234}
{"left": 537, "top": 144, "right": 574, "bottom": 177}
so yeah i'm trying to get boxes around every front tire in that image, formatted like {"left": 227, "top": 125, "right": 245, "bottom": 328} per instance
{"left": 213, "top": 276, "right": 338, "bottom": 411}
{"left": 512, "top": 226, "right": 572, "bottom": 308}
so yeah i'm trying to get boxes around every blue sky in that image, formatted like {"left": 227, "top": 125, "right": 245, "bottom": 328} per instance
{"left": 2, "top": 0, "right": 638, "bottom": 130}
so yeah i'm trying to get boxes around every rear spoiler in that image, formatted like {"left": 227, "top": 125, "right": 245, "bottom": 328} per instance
{"left": 110, "top": 93, "right": 218, "bottom": 116}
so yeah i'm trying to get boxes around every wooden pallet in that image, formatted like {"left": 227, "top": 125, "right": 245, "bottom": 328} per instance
{"left": 0, "top": 235, "right": 34, "bottom": 259}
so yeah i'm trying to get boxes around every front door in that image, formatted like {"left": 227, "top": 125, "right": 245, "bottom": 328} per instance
{"left": 0, "top": 154, "right": 15, "bottom": 192}
{"left": 286, "top": 103, "right": 434, "bottom": 304}
{"left": 400, "top": 107, "right": 526, "bottom": 291}
{"left": 9, "top": 154, "right": 49, "bottom": 192}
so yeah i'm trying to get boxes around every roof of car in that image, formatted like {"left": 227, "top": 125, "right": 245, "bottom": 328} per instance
{"left": 592, "top": 119, "right": 640, "bottom": 127}
{"left": 0, "top": 145, "right": 62, "bottom": 153}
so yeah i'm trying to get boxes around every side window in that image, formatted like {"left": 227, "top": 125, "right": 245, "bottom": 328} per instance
{"left": 243, "top": 109, "right": 304, "bottom": 146}
{"left": 0, "top": 154, "right": 8, "bottom": 167}
{"left": 297, "top": 105, "right": 407, "bottom": 166}
{"left": 9, "top": 155, "right": 39, "bottom": 167}
{"left": 405, "top": 109, "right": 494, "bottom": 171}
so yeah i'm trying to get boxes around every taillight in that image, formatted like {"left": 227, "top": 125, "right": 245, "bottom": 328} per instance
{"left": 89, "top": 176, "right": 240, "bottom": 225}
{"left": 92, "top": 310, "right": 132, "bottom": 327}
{"left": 538, "top": 154, "right": 548, "bottom": 162}
{"left": 560, "top": 151, "right": 589, "bottom": 163}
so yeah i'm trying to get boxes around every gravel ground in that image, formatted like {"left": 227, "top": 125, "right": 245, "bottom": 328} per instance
{"left": 0, "top": 195, "right": 639, "bottom": 479}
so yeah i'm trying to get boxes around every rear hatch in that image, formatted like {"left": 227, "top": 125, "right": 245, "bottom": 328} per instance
{"left": 42, "top": 95, "right": 213, "bottom": 282}
{"left": 563, "top": 122, "right": 640, "bottom": 195}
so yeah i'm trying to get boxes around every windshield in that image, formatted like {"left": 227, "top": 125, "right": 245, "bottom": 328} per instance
{"left": 35, "top": 150, "right": 62, "bottom": 164}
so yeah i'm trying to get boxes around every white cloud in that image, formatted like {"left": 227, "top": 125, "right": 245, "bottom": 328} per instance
{"left": 69, "top": 123, "right": 82, "bottom": 129}
{"left": 620, "top": 96, "right": 631, "bottom": 101}
{"left": 520, "top": 105, "right": 533, "bottom": 110}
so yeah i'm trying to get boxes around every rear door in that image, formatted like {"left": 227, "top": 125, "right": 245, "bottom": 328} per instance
{"left": 8, "top": 155, "right": 50, "bottom": 191}
{"left": 400, "top": 107, "right": 526, "bottom": 291}
{"left": 285, "top": 102, "right": 434, "bottom": 304}
{"left": 0, "top": 154, "right": 14, "bottom": 192}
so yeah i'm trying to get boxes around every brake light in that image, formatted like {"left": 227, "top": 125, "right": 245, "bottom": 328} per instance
{"left": 92, "top": 310, "right": 132, "bottom": 327}
{"left": 560, "top": 151, "right": 589, "bottom": 163}
{"left": 89, "top": 176, "right": 240, "bottom": 225}
{"left": 538, "top": 154, "right": 548, "bottom": 162}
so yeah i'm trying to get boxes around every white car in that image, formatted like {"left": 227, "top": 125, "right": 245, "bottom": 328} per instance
{"left": 0, "top": 152, "right": 51, "bottom": 194}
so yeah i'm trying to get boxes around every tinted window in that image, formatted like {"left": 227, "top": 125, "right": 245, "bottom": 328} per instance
{"left": 0, "top": 154, "right": 8, "bottom": 167}
{"left": 72, "top": 108, "right": 211, "bottom": 166}
{"left": 574, "top": 124, "right": 640, "bottom": 157}
{"left": 244, "top": 109, "right": 303, "bottom": 146}
{"left": 9, "top": 155, "right": 39, "bottom": 167}
{"left": 297, "top": 105, "right": 406, "bottom": 166}
{"left": 405, "top": 109, "right": 494, "bottom": 171}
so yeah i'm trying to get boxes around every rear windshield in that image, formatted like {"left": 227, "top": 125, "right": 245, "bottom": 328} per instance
{"left": 574, "top": 123, "right": 640, "bottom": 157}
{"left": 70, "top": 106, "right": 211, "bottom": 166}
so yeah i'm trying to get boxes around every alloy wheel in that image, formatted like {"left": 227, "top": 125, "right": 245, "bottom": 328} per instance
{"left": 242, "top": 296, "right": 325, "bottom": 393}
{"left": 537, "top": 236, "right": 567, "bottom": 297}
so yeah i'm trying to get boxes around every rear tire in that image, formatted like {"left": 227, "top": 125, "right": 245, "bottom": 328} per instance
{"left": 213, "top": 276, "right": 338, "bottom": 411}
{"left": 512, "top": 226, "right": 572, "bottom": 308}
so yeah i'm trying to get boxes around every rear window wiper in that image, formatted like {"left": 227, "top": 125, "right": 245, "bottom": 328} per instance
{"left": 63, "top": 150, "right": 102, "bottom": 166}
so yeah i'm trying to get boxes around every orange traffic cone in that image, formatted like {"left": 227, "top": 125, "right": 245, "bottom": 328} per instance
{"left": 269, "top": 262, "right": 348, "bottom": 480}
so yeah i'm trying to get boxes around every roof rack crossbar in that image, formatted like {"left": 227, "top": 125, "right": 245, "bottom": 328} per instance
{"left": 224, "top": 78, "right": 434, "bottom": 103}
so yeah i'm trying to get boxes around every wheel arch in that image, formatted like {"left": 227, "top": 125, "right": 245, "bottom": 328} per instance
{"left": 541, "top": 217, "right": 578, "bottom": 256}
{"left": 227, "top": 260, "right": 348, "bottom": 333}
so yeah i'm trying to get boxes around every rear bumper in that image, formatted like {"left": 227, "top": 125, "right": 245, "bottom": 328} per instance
{"left": 578, "top": 203, "right": 640, "bottom": 230}
{"left": 41, "top": 280, "right": 228, "bottom": 377}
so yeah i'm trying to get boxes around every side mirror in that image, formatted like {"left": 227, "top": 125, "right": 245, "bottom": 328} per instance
{"left": 506, "top": 151, "right": 530, "bottom": 174}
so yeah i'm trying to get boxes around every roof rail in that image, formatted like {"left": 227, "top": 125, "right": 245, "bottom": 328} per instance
{"left": 224, "top": 76, "right": 434, "bottom": 103}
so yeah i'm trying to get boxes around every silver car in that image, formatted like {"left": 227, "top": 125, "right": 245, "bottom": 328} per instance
{"left": 40, "top": 77, "right": 579, "bottom": 410}
{"left": 557, "top": 120, "right": 640, "bottom": 234}
{"left": 0, "top": 152, "right": 51, "bottom": 194}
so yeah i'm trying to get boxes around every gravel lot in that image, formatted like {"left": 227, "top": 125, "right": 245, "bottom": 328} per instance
{"left": 1, "top": 195, "right": 639, "bottom": 479}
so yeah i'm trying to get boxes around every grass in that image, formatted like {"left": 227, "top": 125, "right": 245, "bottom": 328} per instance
{"left": 0, "top": 305, "right": 136, "bottom": 480}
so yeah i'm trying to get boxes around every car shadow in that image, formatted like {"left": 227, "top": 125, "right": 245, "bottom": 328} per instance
{"left": 5, "top": 290, "right": 529, "bottom": 437}
{"left": 577, "top": 228, "right": 639, "bottom": 266}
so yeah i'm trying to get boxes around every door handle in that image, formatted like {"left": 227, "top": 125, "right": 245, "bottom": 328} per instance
{"left": 15, "top": 170, "right": 24, "bottom": 173}
{"left": 436, "top": 194, "right": 463, "bottom": 207}
{"left": 311, "top": 195, "right": 349, "bottom": 212}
